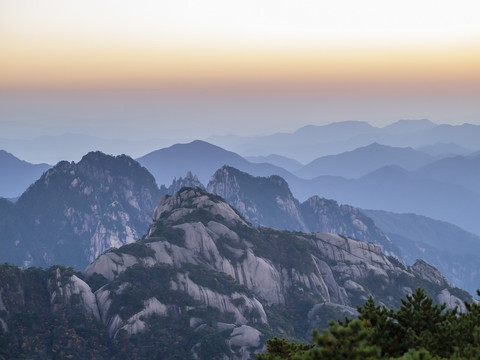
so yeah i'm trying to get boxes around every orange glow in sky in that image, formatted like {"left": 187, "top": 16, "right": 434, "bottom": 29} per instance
{"left": 1, "top": 41, "right": 479, "bottom": 95}
{"left": 1, "top": 0, "right": 479, "bottom": 93}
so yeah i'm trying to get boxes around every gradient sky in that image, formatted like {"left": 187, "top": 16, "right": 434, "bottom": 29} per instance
{"left": 1, "top": 0, "right": 479, "bottom": 141}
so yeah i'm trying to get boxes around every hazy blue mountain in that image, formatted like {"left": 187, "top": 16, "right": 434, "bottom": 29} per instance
{"left": 0, "top": 133, "right": 183, "bottom": 164}
{"left": 245, "top": 154, "right": 304, "bottom": 172}
{"left": 136, "top": 140, "right": 307, "bottom": 192}
{"left": 339, "top": 122, "right": 480, "bottom": 154}
{"left": 296, "top": 143, "right": 435, "bottom": 179}
{"left": 381, "top": 119, "right": 437, "bottom": 135}
{"left": 0, "top": 152, "right": 161, "bottom": 269}
{"left": 362, "top": 209, "right": 480, "bottom": 294}
{"left": 416, "top": 142, "right": 472, "bottom": 157}
{"left": 413, "top": 154, "right": 480, "bottom": 195}
{"left": 212, "top": 120, "right": 480, "bottom": 164}
{"left": 1, "top": 188, "right": 469, "bottom": 359}
{"left": 362, "top": 209, "right": 480, "bottom": 257}
{"left": 421, "top": 123, "right": 480, "bottom": 150}
{"left": 137, "top": 140, "right": 480, "bottom": 237}
{"left": 310, "top": 166, "right": 480, "bottom": 235}
{"left": 0, "top": 150, "right": 51, "bottom": 198}
{"left": 229, "top": 120, "right": 377, "bottom": 162}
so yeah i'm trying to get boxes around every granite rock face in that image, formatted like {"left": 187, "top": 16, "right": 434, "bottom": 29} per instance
{"left": 207, "top": 166, "right": 398, "bottom": 255}
{"left": 0, "top": 151, "right": 162, "bottom": 269}
{"left": 0, "top": 188, "right": 472, "bottom": 360}
{"left": 83, "top": 188, "right": 467, "bottom": 358}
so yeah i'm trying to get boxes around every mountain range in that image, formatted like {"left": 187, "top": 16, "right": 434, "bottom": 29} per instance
{"left": 295, "top": 142, "right": 436, "bottom": 179}
{"left": 211, "top": 119, "right": 480, "bottom": 163}
{"left": 136, "top": 140, "right": 302, "bottom": 189}
{"left": 205, "top": 166, "right": 480, "bottom": 294}
{"left": 135, "top": 140, "right": 480, "bottom": 235}
{"left": 0, "top": 187, "right": 471, "bottom": 359}
{"left": 3, "top": 149, "right": 480, "bottom": 295}
{"left": 5, "top": 138, "right": 480, "bottom": 237}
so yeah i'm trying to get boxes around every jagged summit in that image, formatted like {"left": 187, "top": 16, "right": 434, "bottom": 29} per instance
{"left": 151, "top": 187, "right": 248, "bottom": 228}
{"left": 161, "top": 170, "right": 205, "bottom": 195}
{"left": 1, "top": 151, "right": 161, "bottom": 269}
{"left": 2, "top": 187, "right": 471, "bottom": 359}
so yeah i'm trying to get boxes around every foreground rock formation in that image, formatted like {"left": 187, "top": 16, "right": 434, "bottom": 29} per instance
{"left": 0, "top": 188, "right": 472, "bottom": 359}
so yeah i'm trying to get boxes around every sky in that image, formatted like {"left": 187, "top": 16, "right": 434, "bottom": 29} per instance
{"left": 1, "top": 0, "right": 480, "bottom": 143}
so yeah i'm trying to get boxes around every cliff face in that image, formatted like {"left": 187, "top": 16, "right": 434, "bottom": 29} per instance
{"left": 0, "top": 152, "right": 161, "bottom": 269}
{"left": 207, "top": 166, "right": 398, "bottom": 255}
{"left": 83, "top": 188, "right": 469, "bottom": 358}
{"left": 0, "top": 188, "right": 472, "bottom": 359}
{"left": 207, "top": 166, "right": 308, "bottom": 232}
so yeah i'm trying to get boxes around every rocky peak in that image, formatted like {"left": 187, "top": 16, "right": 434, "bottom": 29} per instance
{"left": 2, "top": 187, "right": 474, "bottom": 359}
{"left": 207, "top": 166, "right": 307, "bottom": 232}
{"left": 162, "top": 171, "right": 205, "bottom": 195}
{"left": 206, "top": 166, "right": 399, "bottom": 257}
{"left": 411, "top": 259, "right": 450, "bottom": 287}
{"left": 151, "top": 187, "right": 247, "bottom": 227}
{"left": 301, "top": 195, "right": 399, "bottom": 256}
{"left": 3, "top": 151, "right": 162, "bottom": 270}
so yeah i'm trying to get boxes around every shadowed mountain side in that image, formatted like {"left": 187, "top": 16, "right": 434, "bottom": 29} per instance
{"left": 362, "top": 209, "right": 480, "bottom": 294}
{"left": 0, "top": 152, "right": 162, "bottom": 269}
{"left": 362, "top": 209, "right": 480, "bottom": 256}
{"left": 0, "top": 150, "right": 51, "bottom": 198}
{"left": 309, "top": 166, "right": 480, "bottom": 236}
{"left": 296, "top": 143, "right": 435, "bottom": 179}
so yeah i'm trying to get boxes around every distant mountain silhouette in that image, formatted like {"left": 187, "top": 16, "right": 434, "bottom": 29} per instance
{"left": 136, "top": 140, "right": 306, "bottom": 191}
{"left": 0, "top": 150, "right": 51, "bottom": 198}
{"left": 309, "top": 165, "right": 480, "bottom": 235}
{"left": 381, "top": 119, "right": 436, "bottom": 134}
{"left": 207, "top": 120, "right": 480, "bottom": 163}
{"left": 245, "top": 154, "right": 304, "bottom": 172}
{"left": 230, "top": 121, "right": 377, "bottom": 162}
{"left": 416, "top": 142, "right": 472, "bottom": 157}
{"left": 0, "top": 133, "right": 180, "bottom": 164}
{"left": 363, "top": 209, "right": 480, "bottom": 294}
{"left": 296, "top": 143, "right": 435, "bottom": 179}
{"left": 413, "top": 154, "right": 480, "bottom": 195}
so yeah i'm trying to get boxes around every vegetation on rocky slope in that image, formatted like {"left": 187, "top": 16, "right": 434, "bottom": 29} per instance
{"left": 258, "top": 288, "right": 480, "bottom": 360}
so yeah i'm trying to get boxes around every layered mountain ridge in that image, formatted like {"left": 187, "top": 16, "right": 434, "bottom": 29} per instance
{"left": 0, "top": 187, "right": 471, "bottom": 359}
